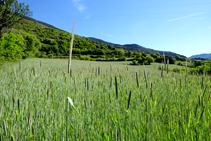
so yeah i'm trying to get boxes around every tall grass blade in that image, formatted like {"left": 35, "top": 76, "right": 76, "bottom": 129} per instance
{"left": 19, "top": 61, "right": 21, "bottom": 71}
{"left": 66, "top": 98, "right": 69, "bottom": 141}
{"left": 3, "top": 120, "right": 7, "bottom": 136}
{"left": 161, "top": 66, "right": 163, "bottom": 77}
{"left": 98, "top": 67, "right": 100, "bottom": 75}
{"left": 127, "top": 90, "right": 132, "bottom": 109}
{"left": 136, "top": 72, "right": 139, "bottom": 87}
{"left": 144, "top": 70, "right": 148, "bottom": 88}
{"left": 167, "top": 59, "right": 169, "bottom": 74}
{"left": 115, "top": 76, "right": 118, "bottom": 99}
{"left": 150, "top": 83, "right": 153, "bottom": 100}
{"left": 66, "top": 97, "right": 75, "bottom": 141}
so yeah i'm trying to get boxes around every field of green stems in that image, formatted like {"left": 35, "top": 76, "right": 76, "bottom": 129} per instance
{"left": 0, "top": 59, "right": 211, "bottom": 140}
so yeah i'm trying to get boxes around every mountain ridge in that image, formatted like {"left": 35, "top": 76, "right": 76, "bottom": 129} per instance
{"left": 189, "top": 53, "right": 211, "bottom": 59}
{"left": 88, "top": 37, "right": 187, "bottom": 58}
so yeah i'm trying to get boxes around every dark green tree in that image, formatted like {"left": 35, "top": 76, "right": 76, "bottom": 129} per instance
{"left": 175, "top": 55, "right": 180, "bottom": 61}
{"left": 0, "top": 0, "right": 32, "bottom": 38}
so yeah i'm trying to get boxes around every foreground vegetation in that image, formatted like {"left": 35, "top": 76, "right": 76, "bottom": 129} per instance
{"left": 0, "top": 59, "right": 210, "bottom": 140}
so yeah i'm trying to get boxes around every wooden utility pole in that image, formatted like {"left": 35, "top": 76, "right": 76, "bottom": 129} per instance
{"left": 68, "top": 21, "right": 75, "bottom": 73}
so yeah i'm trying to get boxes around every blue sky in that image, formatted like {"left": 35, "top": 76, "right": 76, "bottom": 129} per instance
{"left": 19, "top": 0, "right": 211, "bottom": 57}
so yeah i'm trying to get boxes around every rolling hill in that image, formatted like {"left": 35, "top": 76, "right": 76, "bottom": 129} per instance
{"left": 23, "top": 17, "right": 187, "bottom": 58}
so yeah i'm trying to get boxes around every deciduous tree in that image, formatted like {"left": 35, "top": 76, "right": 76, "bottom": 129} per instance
{"left": 0, "top": 0, "right": 32, "bottom": 38}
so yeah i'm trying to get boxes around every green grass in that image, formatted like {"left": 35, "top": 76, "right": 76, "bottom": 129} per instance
{"left": 0, "top": 59, "right": 210, "bottom": 140}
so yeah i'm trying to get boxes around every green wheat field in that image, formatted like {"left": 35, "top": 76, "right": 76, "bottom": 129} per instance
{"left": 0, "top": 59, "right": 211, "bottom": 140}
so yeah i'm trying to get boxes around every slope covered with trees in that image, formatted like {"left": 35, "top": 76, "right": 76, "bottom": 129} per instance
{"left": 1, "top": 16, "right": 183, "bottom": 65}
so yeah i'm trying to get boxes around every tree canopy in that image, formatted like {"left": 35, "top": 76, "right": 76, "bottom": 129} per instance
{"left": 0, "top": 0, "right": 32, "bottom": 37}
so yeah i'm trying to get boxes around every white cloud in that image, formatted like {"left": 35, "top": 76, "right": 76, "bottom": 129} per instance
{"left": 167, "top": 12, "right": 207, "bottom": 22}
{"left": 72, "top": 0, "right": 86, "bottom": 12}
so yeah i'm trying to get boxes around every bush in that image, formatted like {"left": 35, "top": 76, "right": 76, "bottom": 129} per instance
{"left": 130, "top": 60, "right": 138, "bottom": 65}
{"left": 117, "top": 57, "right": 127, "bottom": 61}
{"left": 177, "top": 61, "right": 182, "bottom": 66}
{"left": 0, "top": 33, "right": 24, "bottom": 63}
{"left": 10, "top": 29, "right": 41, "bottom": 58}
{"left": 193, "top": 60, "right": 202, "bottom": 67}
{"left": 84, "top": 56, "right": 91, "bottom": 60}
{"left": 189, "top": 68, "right": 197, "bottom": 75}
{"left": 48, "top": 54, "right": 54, "bottom": 58}
{"left": 145, "top": 55, "right": 154, "bottom": 65}
{"left": 173, "top": 68, "right": 181, "bottom": 73}
{"left": 138, "top": 58, "right": 144, "bottom": 64}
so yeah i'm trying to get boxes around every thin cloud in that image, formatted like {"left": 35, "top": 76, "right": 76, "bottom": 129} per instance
{"left": 85, "top": 15, "right": 90, "bottom": 19}
{"left": 167, "top": 12, "right": 207, "bottom": 22}
{"left": 72, "top": 0, "right": 86, "bottom": 12}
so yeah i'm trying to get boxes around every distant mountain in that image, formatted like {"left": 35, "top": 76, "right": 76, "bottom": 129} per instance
{"left": 189, "top": 53, "right": 211, "bottom": 59}
{"left": 88, "top": 37, "right": 187, "bottom": 58}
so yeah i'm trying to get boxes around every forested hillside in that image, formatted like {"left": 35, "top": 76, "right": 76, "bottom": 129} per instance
{"left": 1, "top": 17, "right": 185, "bottom": 65}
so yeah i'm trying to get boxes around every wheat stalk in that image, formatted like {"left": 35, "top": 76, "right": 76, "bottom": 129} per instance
{"left": 68, "top": 21, "right": 75, "bottom": 73}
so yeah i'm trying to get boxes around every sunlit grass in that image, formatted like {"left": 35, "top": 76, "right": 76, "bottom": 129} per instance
{"left": 0, "top": 59, "right": 210, "bottom": 140}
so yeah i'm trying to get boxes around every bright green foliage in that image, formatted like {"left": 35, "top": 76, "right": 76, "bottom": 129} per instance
{"left": 11, "top": 19, "right": 163, "bottom": 61}
{"left": 135, "top": 54, "right": 154, "bottom": 65}
{"left": 188, "top": 60, "right": 211, "bottom": 75}
{"left": 131, "top": 59, "right": 138, "bottom": 65}
{"left": 0, "top": 0, "right": 32, "bottom": 37}
{"left": 145, "top": 55, "right": 154, "bottom": 64}
{"left": 10, "top": 29, "right": 41, "bottom": 58}
{"left": 0, "top": 32, "right": 23, "bottom": 63}
{"left": 175, "top": 55, "right": 180, "bottom": 60}
{"left": 173, "top": 67, "right": 181, "bottom": 73}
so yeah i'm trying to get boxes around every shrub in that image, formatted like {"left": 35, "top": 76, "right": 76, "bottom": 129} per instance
{"left": 130, "top": 60, "right": 138, "bottom": 65}
{"left": 173, "top": 68, "right": 181, "bottom": 73}
{"left": 48, "top": 54, "right": 54, "bottom": 58}
{"left": 10, "top": 29, "right": 41, "bottom": 58}
{"left": 177, "top": 61, "right": 182, "bottom": 66}
{"left": 117, "top": 57, "right": 127, "bottom": 61}
{"left": 0, "top": 33, "right": 24, "bottom": 63}
{"left": 189, "top": 68, "right": 197, "bottom": 75}
{"left": 138, "top": 58, "right": 144, "bottom": 64}
{"left": 193, "top": 60, "right": 202, "bottom": 67}
{"left": 145, "top": 55, "right": 154, "bottom": 65}
{"left": 84, "top": 56, "right": 91, "bottom": 60}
